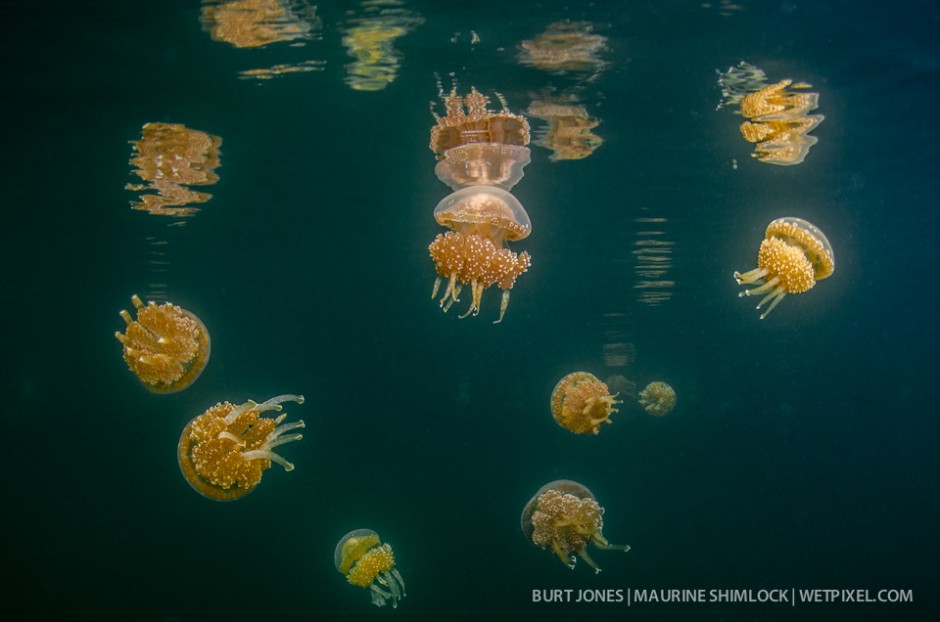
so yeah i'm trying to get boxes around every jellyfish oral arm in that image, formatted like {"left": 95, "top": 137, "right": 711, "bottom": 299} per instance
{"left": 240, "top": 415, "right": 306, "bottom": 472}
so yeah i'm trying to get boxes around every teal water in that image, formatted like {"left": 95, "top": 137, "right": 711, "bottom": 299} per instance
{"left": 3, "top": 1, "right": 938, "bottom": 620}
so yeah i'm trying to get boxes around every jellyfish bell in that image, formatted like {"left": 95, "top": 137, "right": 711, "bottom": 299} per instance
{"left": 115, "top": 294, "right": 211, "bottom": 393}
{"left": 521, "top": 479, "right": 629, "bottom": 573}
{"left": 433, "top": 186, "right": 531, "bottom": 243}
{"left": 335, "top": 528, "right": 406, "bottom": 608}
{"left": 734, "top": 217, "right": 834, "bottom": 319}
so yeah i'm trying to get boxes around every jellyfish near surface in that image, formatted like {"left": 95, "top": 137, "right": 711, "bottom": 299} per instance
{"left": 427, "top": 87, "right": 533, "bottom": 323}
{"left": 335, "top": 529, "right": 406, "bottom": 608}
{"left": 638, "top": 381, "right": 676, "bottom": 416}
{"left": 178, "top": 394, "right": 305, "bottom": 501}
{"left": 551, "top": 372, "right": 622, "bottom": 435}
{"left": 115, "top": 294, "right": 211, "bottom": 393}
{"left": 521, "top": 480, "right": 629, "bottom": 573}
{"left": 734, "top": 217, "right": 834, "bottom": 319}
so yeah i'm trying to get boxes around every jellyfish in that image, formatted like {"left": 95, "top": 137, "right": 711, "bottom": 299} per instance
{"left": 428, "top": 88, "right": 534, "bottom": 323}
{"left": 551, "top": 372, "right": 622, "bottom": 435}
{"left": 115, "top": 294, "right": 211, "bottom": 393}
{"left": 178, "top": 394, "right": 305, "bottom": 501}
{"left": 734, "top": 217, "right": 835, "bottom": 319}
{"left": 521, "top": 480, "right": 629, "bottom": 573}
{"left": 335, "top": 529, "right": 406, "bottom": 608}
{"left": 429, "top": 187, "right": 532, "bottom": 322}
{"left": 638, "top": 381, "right": 676, "bottom": 416}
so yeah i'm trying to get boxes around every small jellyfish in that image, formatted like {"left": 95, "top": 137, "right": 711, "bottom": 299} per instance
{"left": 115, "top": 294, "right": 211, "bottom": 393}
{"left": 178, "top": 394, "right": 305, "bottom": 501}
{"left": 638, "top": 381, "right": 676, "bottom": 416}
{"left": 551, "top": 372, "right": 622, "bottom": 435}
{"left": 734, "top": 217, "right": 835, "bottom": 319}
{"left": 429, "top": 186, "right": 532, "bottom": 323}
{"left": 335, "top": 529, "right": 406, "bottom": 608}
{"left": 521, "top": 480, "right": 629, "bottom": 573}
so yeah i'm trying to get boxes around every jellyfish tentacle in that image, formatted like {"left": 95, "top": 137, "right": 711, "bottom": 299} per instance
{"left": 577, "top": 548, "right": 602, "bottom": 574}
{"left": 757, "top": 287, "right": 788, "bottom": 319}
{"left": 741, "top": 275, "right": 781, "bottom": 298}
{"left": 734, "top": 266, "right": 769, "bottom": 285}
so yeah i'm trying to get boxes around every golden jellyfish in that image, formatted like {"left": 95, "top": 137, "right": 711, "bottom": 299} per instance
{"left": 521, "top": 480, "right": 629, "bottom": 573}
{"left": 335, "top": 529, "right": 406, "bottom": 608}
{"left": 551, "top": 372, "right": 622, "bottom": 435}
{"left": 734, "top": 217, "right": 834, "bottom": 319}
{"left": 638, "top": 381, "right": 676, "bottom": 416}
{"left": 115, "top": 294, "right": 210, "bottom": 393}
{"left": 428, "top": 87, "right": 533, "bottom": 323}
{"left": 178, "top": 394, "right": 305, "bottom": 501}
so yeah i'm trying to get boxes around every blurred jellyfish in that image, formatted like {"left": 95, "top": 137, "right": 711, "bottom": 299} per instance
{"left": 638, "top": 381, "right": 676, "bottom": 416}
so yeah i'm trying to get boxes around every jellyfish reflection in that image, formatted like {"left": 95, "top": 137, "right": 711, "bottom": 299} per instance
{"left": 178, "top": 394, "right": 305, "bottom": 501}
{"left": 341, "top": 0, "right": 423, "bottom": 91}
{"left": 115, "top": 294, "right": 211, "bottom": 393}
{"left": 521, "top": 480, "right": 629, "bottom": 573}
{"left": 717, "top": 62, "right": 824, "bottom": 166}
{"left": 518, "top": 21, "right": 608, "bottom": 79}
{"left": 526, "top": 99, "right": 603, "bottom": 161}
{"left": 126, "top": 123, "right": 222, "bottom": 217}
{"left": 734, "top": 217, "right": 834, "bottom": 318}
{"left": 335, "top": 529, "right": 406, "bottom": 608}
{"left": 427, "top": 87, "right": 533, "bottom": 322}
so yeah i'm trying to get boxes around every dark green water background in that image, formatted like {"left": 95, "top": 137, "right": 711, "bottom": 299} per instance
{"left": 3, "top": 1, "right": 938, "bottom": 620}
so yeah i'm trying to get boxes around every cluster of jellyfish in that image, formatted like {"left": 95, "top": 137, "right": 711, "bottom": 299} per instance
{"left": 112, "top": 67, "right": 840, "bottom": 611}
{"left": 115, "top": 294, "right": 406, "bottom": 608}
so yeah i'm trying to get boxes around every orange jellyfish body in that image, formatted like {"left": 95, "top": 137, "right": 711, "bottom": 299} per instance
{"left": 521, "top": 480, "right": 629, "bottom": 573}
{"left": 335, "top": 529, "right": 406, "bottom": 608}
{"left": 734, "top": 217, "right": 834, "bottom": 319}
{"left": 178, "top": 394, "right": 305, "bottom": 501}
{"left": 115, "top": 294, "right": 211, "bottom": 393}
{"left": 638, "top": 381, "right": 676, "bottom": 416}
{"left": 551, "top": 372, "right": 622, "bottom": 435}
